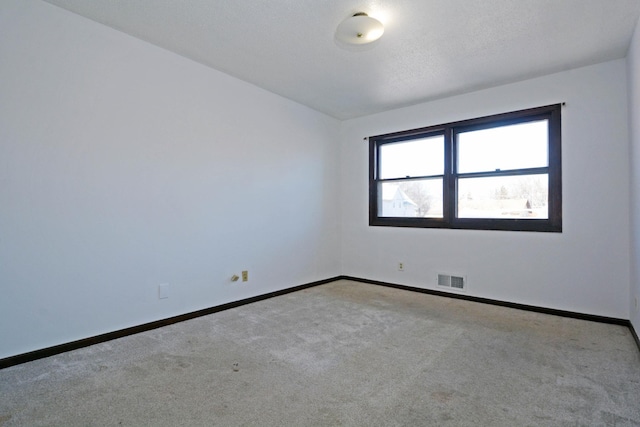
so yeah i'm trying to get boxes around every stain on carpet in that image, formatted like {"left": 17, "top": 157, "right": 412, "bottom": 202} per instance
{"left": 431, "top": 391, "right": 455, "bottom": 403}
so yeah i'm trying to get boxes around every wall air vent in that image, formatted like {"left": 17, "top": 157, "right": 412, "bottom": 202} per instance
{"left": 437, "top": 274, "right": 466, "bottom": 291}
{"left": 437, "top": 274, "right": 450, "bottom": 287}
{"left": 450, "top": 276, "right": 465, "bottom": 289}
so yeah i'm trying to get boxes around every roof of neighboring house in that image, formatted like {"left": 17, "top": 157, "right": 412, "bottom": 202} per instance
{"left": 382, "top": 185, "right": 418, "bottom": 206}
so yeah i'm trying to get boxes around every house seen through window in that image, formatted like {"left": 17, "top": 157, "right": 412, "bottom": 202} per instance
{"left": 369, "top": 104, "right": 562, "bottom": 232}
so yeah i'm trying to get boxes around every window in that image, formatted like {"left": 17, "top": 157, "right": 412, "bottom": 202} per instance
{"left": 369, "top": 104, "right": 562, "bottom": 232}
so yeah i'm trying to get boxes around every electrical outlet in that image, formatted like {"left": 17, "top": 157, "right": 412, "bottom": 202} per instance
{"left": 635, "top": 296, "right": 639, "bottom": 312}
{"left": 158, "top": 283, "right": 169, "bottom": 299}
{"left": 242, "top": 270, "right": 248, "bottom": 282}
{"left": 398, "top": 262, "right": 404, "bottom": 272}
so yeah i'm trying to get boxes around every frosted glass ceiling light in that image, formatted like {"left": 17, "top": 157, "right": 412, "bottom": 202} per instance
{"left": 335, "top": 12, "right": 384, "bottom": 45}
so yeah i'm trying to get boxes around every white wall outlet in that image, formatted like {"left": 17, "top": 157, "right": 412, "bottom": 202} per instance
{"left": 158, "top": 283, "right": 169, "bottom": 299}
{"left": 242, "top": 270, "right": 248, "bottom": 282}
{"left": 398, "top": 262, "right": 404, "bottom": 271}
{"left": 635, "top": 296, "right": 638, "bottom": 312}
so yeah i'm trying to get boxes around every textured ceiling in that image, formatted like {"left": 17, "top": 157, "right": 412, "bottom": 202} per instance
{"left": 42, "top": 0, "right": 640, "bottom": 120}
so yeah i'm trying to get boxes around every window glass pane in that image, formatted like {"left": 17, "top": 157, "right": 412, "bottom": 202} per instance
{"left": 457, "top": 175, "right": 548, "bottom": 219}
{"left": 379, "top": 135, "right": 444, "bottom": 179}
{"left": 457, "top": 120, "right": 548, "bottom": 173}
{"left": 379, "top": 179, "right": 443, "bottom": 218}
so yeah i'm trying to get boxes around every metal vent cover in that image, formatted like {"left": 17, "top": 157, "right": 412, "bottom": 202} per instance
{"left": 437, "top": 274, "right": 466, "bottom": 291}
{"left": 437, "top": 274, "right": 450, "bottom": 287}
{"left": 450, "top": 276, "right": 465, "bottom": 289}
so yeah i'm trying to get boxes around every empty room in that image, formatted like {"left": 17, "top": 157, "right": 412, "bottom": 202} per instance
{"left": 2, "top": 0, "right": 640, "bottom": 425}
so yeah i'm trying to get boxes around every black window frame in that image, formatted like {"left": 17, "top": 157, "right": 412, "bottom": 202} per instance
{"left": 369, "top": 104, "right": 562, "bottom": 232}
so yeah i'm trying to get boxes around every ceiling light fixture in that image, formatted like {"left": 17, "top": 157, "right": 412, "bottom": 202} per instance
{"left": 335, "top": 12, "right": 384, "bottom": 45}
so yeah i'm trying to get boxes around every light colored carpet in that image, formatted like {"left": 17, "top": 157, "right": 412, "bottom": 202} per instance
{"left": 1, "top": 280, "right": 639, "bottom": 426}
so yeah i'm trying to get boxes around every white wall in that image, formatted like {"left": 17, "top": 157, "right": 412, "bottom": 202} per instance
{"left": 340, "top": 60, "right": 631, "bottom": 319}
{"left": 0, "top": 0, "right": 341, "bottom": 359}
{"left": 1, "top": 0, "right": 635, "bottom": 362}
{"left": 629, "top": 15, "right": 640, "bottom": 332}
